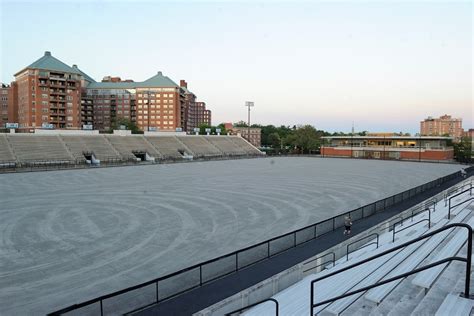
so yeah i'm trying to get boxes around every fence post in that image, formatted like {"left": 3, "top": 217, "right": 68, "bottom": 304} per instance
{"left": 465, "top": 226, "right": 472, "bottom": 298}
{"left": 235, "top": 253, "right": 238, "bottom": 271}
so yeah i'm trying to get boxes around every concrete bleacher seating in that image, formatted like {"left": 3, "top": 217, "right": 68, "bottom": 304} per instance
{"left": 176, "top": 136, "right": 222, "bottom": 157}
{"left": 238, "top": 180, "right": 474, "bottom": 316}
{"left": 0, "top": 133, "right": 263, "bottom": 167}
{"left": 0, "top": 134, "right": 16, "bottom": 162}
{"left": 228, "top": 136, "right": 262, "bottom": 155}
{"left": 7, "top": 135, "right": 73, "bottom": 163}
{"left": 61, "top": 136, "right": 122, "bottom": 161}
{"left": 105, "top": 135, "right": 162, "bottom": 160}
{"left": 206, "top": 136, "right": 247, "bottom": 156}
{"left": 145, "top": 136, "right": 189, "bottom": 159}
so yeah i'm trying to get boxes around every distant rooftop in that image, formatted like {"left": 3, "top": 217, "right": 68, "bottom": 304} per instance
{"left": 15, "top": 51, "right": 81, "bottom": 76}
{"left": 322, "top": 136, "right": 453, "bottom": 140}
{"left": 86, "top": 71, "right": 179, "bottom": 89}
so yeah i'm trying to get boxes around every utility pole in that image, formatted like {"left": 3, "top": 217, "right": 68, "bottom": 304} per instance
{"left": 245, "top": 101, "right": 254, "bottom": 142}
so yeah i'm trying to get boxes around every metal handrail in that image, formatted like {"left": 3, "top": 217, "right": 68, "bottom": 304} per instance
{"left": 346, "top": 233, "right": 379, "bottom": 261}
{"left": 448, "top": 187, "right": 473, "bottom": 219}
{"left": 310, "top": 223, "right": 473, "bottom": 316}
{"left": 47, "top": 170, "right": 462, "bottom": 315}
{"left": 444, "top": 180, "right": 472, "bottom": 206}
{"left": 392, "top": 207, "right": 431, "bottom": 242}
{"left": 302, "top": 252, "right": 336, "bottom": 273}
{"left": 224, "top": 298, "right": 279, "bottom": 316}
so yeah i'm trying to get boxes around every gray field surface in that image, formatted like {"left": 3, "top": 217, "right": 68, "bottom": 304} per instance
{"left": 0, "top": 157, "right": 463, "bottom": 314}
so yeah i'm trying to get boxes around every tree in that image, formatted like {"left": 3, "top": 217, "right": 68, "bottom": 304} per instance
{"left": 286, "top": 125, "right": 322, "bottom": 154}
{"left": 267, "top": 132, "right": 281, "bottom": 149}
{"left": 110, "top": 117, "right": 141, "bottom": 134}
{"left": 233, "top": 121, "right": 248, "bottom": 127}
{"left": 453, "top": 136, "right": 473, "bottom": 163}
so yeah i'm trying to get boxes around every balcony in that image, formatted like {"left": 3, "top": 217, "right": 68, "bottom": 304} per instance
{"left": 50, "top": 76, "right": 65, "bottom": 81}
{"left": 50, "top": 82, "right": 65, "bottom": 88}
{"left": 50, "top": 90, "right": 66, "bottom": 95}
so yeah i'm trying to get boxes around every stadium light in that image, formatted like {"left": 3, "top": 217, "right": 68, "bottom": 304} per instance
{"left": 245, "top": 101, "right": 254, "bottom": 143}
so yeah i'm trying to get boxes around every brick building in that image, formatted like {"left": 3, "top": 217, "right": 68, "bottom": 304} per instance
{"left": 224, "top": 123, "right": 261, "bottom": 148}
{"left": 180, "top": 80, "right": 211, "bottom": 132}
{"left": 321, "top": 136, "right": 454, "bottom": 161}
{"left": 12, "top": 51, "right": 82, "bottom": 130}
{"left": 7, "top": 52, "right": 212, "bottom": 132}
{"left": 420, "top": 115, "right": 463, "bottom": 140}
{"left": 0, "top": 83, "right": 12, "bottom": 128}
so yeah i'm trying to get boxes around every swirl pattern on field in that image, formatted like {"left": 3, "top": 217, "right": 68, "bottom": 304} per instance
{"left": 0, "top": 157, "right": 462, "bottom": 314}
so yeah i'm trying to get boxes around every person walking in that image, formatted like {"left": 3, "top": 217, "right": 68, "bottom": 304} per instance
{"left": 344, "top": 215, "right": 352, "bottom": 235}
{"left": 461, "top": 168, "right": 467, "bottom": 179}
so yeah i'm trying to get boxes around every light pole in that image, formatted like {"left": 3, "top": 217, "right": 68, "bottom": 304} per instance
{"left": 245, "top": 101, "right": 254, "bottom": 142}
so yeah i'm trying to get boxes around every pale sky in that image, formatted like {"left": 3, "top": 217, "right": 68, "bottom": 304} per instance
{"left": 0, "top": 1, "right": 472, "bottom": 133}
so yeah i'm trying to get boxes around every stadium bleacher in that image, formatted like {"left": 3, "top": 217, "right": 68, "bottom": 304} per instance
{"left": 176, "top": 136, "right": 222, "bottom": 157}
{"left": 206, "top": 136, "right": 247, "bottom": 156}
{"left": 61, "top": 135, "right": 124, "bottom": 161}
{"left": 105, "top": 135, "right": 163, "bottom": 161}
{"left": 7, "top": 135, "right": 73, "bottom": 163}
{"left": 225, "top": 180, "right": 474, "bottom": 316}
{"left": 229, "top": 136, "right": 262, "bottom": 155}
{"left": 0, "top": 133, "right": 263, "bottom": 169}
{"left": 145, "top": 136, "right": 191, "bottom": 159}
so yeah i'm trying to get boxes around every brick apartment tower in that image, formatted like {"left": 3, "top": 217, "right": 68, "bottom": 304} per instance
{"left": 84, "top": 72, "right": 183, "bottom": 132}
{"left": 420, "top": 115, "right": 463, "bottom": 140}
{"left": 13, "top": 51, "right": 82, "bottom": 130}
{"left": 180, "top": 79, "right": 195, "bottom": 132}
{"left": 0, "top": 83, "right": 17, "bottom": 125}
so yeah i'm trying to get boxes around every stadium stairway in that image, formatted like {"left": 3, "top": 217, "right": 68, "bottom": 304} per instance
{"left": 133, "top": 173, "right": 473, "bottom": 316}
{"left": 0, "top": 134, "right": 16, "bottom": 163}
{"left": 239, "top": 181, "right": 474, "bottom": 316}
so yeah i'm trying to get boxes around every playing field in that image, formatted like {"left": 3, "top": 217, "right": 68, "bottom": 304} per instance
{"left": 0, "top": 157, "right": 462, "bottom": 314}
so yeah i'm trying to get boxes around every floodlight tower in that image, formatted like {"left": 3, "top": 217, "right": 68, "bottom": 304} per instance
{"left": 245, "top": 101, "right": 254, "bottom": 142}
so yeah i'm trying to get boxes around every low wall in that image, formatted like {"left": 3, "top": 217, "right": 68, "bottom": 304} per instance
{"left": 34, "top": 129, "right": 100, "bottom": 135}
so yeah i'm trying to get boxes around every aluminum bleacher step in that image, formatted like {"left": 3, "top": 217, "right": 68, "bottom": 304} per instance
{"left": 434, "top": 293, "right": 474, "bottom": 316}
{"left": 363, "top": 207, "right": 471, "bottom": 305}
{"left": 411, "top": 215, "right": 474, "bottom": 291}
{"left": 320, "top": 218, "right": 456, "bottom": 315}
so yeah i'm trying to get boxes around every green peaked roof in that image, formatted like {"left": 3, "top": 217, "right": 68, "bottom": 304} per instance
{"left": 15, "top": 51, "right": 81, "bottom": 76}
{"left": 85, "top": 71, "right": 180, "bottom": 89}
{"left": 140, "top": 71, "right": 179, "bottom": 88}
{"left": 86, "top": 81, "right": 137, "bottom": 89}
{"left": 72, "top": 65, "right": 96, "bottom": 83}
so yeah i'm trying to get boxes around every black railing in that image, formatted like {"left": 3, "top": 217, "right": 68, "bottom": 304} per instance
{"left": 346, "top": 233, "right": 379, "bottom": 261}
{"left": 224, "top": 298, "right": 279, "bottom": 316}
{"left": 302, "top": 252, "right": 336, "bottom": 274}
{"left": 48, "top": 169, "right": 465, "bottom": 315}
{"left": 310, "top": 223, "right": 473, "bottom": 316}
{"left": 444, "top": 180, "right": 472, "bottom": 206}
{"left": 448, "top": 186, "right": 473, "bottom": 219}
{"left": 392, "top": 208, "right": 431, "bottom": 242}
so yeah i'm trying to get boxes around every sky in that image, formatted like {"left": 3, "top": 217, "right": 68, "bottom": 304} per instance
{"left": 0, "top": 0, "right": 472, "bottom": 133}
